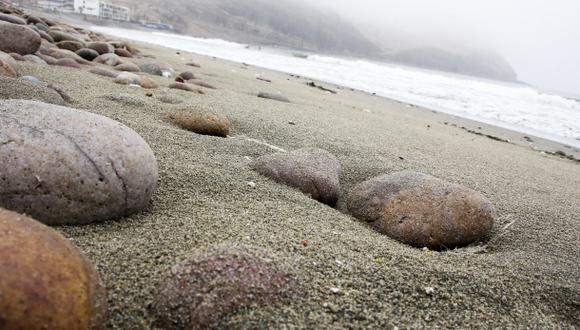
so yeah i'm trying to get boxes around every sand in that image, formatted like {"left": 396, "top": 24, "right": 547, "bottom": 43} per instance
{"left": 10, "top": 40, "right": 580, "bottom": 329}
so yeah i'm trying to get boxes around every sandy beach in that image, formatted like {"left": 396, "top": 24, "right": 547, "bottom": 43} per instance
{"left": 7, "top": 35, "right": 580, "bottom": 329}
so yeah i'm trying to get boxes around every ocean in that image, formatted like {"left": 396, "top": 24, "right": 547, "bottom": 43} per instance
{"left": 92, "top": 26, "right": 580, "bottom": 148}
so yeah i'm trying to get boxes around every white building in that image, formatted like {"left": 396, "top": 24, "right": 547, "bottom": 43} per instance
{"left": 37, "top": 0, "right": 74, "bottom": 12}
{"left": 72, "top": 0, "right": 130, "bottom": 21}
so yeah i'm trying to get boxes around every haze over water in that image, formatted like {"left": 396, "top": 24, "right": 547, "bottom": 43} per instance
{"left": 93, "top": 26, "right": 580, "bottom": 148}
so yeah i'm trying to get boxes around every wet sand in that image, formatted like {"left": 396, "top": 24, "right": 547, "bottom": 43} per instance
{"left": 13, "top": 40, "right": 580, "bottom": 329}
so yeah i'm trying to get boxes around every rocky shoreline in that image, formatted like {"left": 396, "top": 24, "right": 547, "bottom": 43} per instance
{"left": 1, "top": 2, "right": 579, "bottom": 329}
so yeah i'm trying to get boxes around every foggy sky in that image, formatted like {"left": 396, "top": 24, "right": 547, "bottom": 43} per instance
{"left": 300, "top": 0, "right": 580, "bottom": 95}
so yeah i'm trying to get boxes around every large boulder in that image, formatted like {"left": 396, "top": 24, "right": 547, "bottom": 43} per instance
{"left": 0, "top": 100, "right": 158, "bottom": 225}
{"left": 152, "top": 245, "right": 297, "bottom": 329}
{"left": 0, "top": 208, "right": 107, "bottom": 329}
{"left": 252, "top": 148, "right": 341, "bottom": 206}
{"left": 0, "top": 77, "right": 65, "bottom": 104}
{"left": 0, "top": 21, "right": 41, "bottom": 55}
{"left": 347, "top": 171, "right": 496, "bottom": 250}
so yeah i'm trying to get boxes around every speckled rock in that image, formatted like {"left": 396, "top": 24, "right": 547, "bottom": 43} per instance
{"left": 0, "top": 208, "right": 107, "bottom": 329}
{"left": 258, "top": 92, "right": 290, "bottom": 103}
{"left": 87, "top": 41, "right": 113, "bottom": 55}
{"left": 252, "top": 148, "right": 341, "bottom": 206}
{"left": 165, "top": 111, "right": 231, "bottom": 137}
{"left": 76, "top": 47, "right": 99, "bottom": 61}
{"left": 0, "top": 21, "right": 41, "bottom": 55}
{"left": 0, "top": 99, "right": 158, "bottom": 225}
{"left": 18, "top": 75, "right": 42, "bottom": 86}
{"left": 94, "top": 53, "right": 122, "bottom": 66}
{"left": 152, "top": 245, "right": 297, "bottom": 330}
{"left": 56, "top": 40, "right": 84, "bottom": 52}
{"left": 115, "top": 62, "right": 140, "bottom": 72}
{"left": 347, "top": 171, "right": 496, "bottom": 250}
{"left": 0, "top": 77, "right": 65, "bottom": 104}
{"left": 89, "top": 67, "right": 118, "bottom": 78}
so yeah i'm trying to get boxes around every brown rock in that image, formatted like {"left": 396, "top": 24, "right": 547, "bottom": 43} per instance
{"left": 115, "top": 62, "right": 140, "bottom": 72}
{"left": 48, "top": 48, "right": 89, "bottom": 64}
{"left": 9, "top": 52, "right": 24, "bottom": 61}
{"left": 0, "top": 58, "right": 17, "bottom": 78}
{"left": 0, "top": 100, "right": 159, "bottom": 225}
{"left": 54, "top": 57, "right": 81, "bottom": 68}
{"left": 168, "top": 82, "right": 195, "bottom": 92}
{"left": 37, "top": 29, "right": 54, "bottom": 42}
{"left": 178, "top": 71, "right": 195, "bottom": 80}
{"left": 0, "top": 21, "right": 41, "bottom": 55}
{"left": 192, "top": 80, "right": 216, "bottom": 89}
{"left": 89, "top": 67, "right": 118, "bottom": 78}
{"left": 87, "top": 41, "right": 113, "bottom": 55}
{"left": 36, "top": 53, "right": 57, "bottom": 65}
{"left": 152, "top": 245, "right": 297, "bottom": 330}
{"left": 114, "top": 48, "right": 132, "bottom": 57}
{"left": 139, "top": 76, "right": 158, "bottom": 89}
{"left": 252, "top": 148, "right": 341, "bottom": 206}
{"left": 0, "top": 208, "right": 107, "bottom": 329}
{"left": 0, "top": 12, "right": 25, "bottom": 24}
{"left": 165, "top": 111, "right": 231, "bottom": 137}
{"left": 56, "top": 40, "right": 84, "bottom": 52}
{"left": 347, "top": 171, "right": 496, "bottom": 250}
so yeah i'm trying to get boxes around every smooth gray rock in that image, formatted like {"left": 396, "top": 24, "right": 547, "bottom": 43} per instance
{"left": 139, "top": 62, "right": 163, "bottom": 76}
{"left": 252, "top": 148, "right": 341, "bottom": 206}
{"left": 0, "top": 21, "right": 41, "bottom": 55}
{"left": 94, "top": 53, "right": 122, "bottom": 66}
{"left": 0, "top": 100, "right": 158, "bottom": 225}
{"left": 347, "top": 171, "right": 496, "bottom": 250}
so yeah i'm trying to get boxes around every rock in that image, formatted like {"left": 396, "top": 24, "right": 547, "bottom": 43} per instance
{"left": 56, "top": 40, "right": 84, "bottom": 52}
{"left": 115, "top": 62, "right": 140, "bottom": 72}
{"left": 18, "top": 75, "right": 42, "bottom": 86}
{"left": 35, "top": 22, "right": 50, "bottom": 32}
{"left": 0, "top": 208, "right": 107, "bottom": 329}
{"left": 252, "top": 148, "right": 341, "bottom": 206}
{"left": 54, "top": 57, "right": 81, "bottom": 68}
{"left": 152, "top": 245, "right": 296, "bottom": 329}
{"left": 168, "top": 82, "right": 203, "bottom": 93}
{"left": 0, "top": 77, "right": 65, "bottom": 104}
{"left": 94, "top": 53, "right": 122, "bottom": 66}
{"left": 48, "top": 30, "right": 85, "bottom": 44}
{"left": 157, "top": 93, "right": 183, "bottom": 104}
{"left": 9, "top": 52, "right": 24, "bottom": 61}
{"left": 138, "top": 76, "right": 158, "bottom": 89}
{"left": 23, "top": 54, "right": 47, "bottom": 64}
{"left": 0, "top": 58, "right": 17, "bottom": 78}
{"left": 0, "top": 100, "right": 158, "bottom": 225}
{"left": 114, "top": 72, "right": 140, "bottom": 85}
{"left": 90, "top": 67, "right": 118, "bottom": 78}
{"left": 37, "top": 38, "right": 56, "bottom": 55}
{"left": 87, "top": 41, "right": 113, "bottom": 55}
{"left": 347, "top": 171, "right": 496, "bottom": 250}
{"left": 139, "top": 62, "right": 163, "bottom": 76}
{"left": 35, "top": 53, "right": 56, "bottom": 65}
{"left": 76, "top": 47, "right": 99, "bottom": 61}
{"left": 48, "top": 48, "right": 89, "bottom": 64}
{"left": 0, "top": 21, "right": 41, "bottom": 55}
{"left": 192, "top": 80, "right": 217, "bottom": 89}
{"left": 258, "top": 92, "right": 290, "bottom": 103}
{"left": 26, "top": 15, "right": 46, "bottom": 25}
{"left": 0, "top": 12, "right": 25, "bottom": 24}
{"left": 185, "top": 61, "right": 201, "bottom": 67}
{"left": 0, "top": 50, "right": 17, "bottom": 68}
{"left": 36, "top": 29, "right": 54, "bottom": 42}
{"left": 178, "top": 71, "right": 195, "bottom": 80}
{"left": 165, "top": 111, "right": 231, "bottom": 137}
{"left": 114, "top": 48, "right": 132, "bottom": 57}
